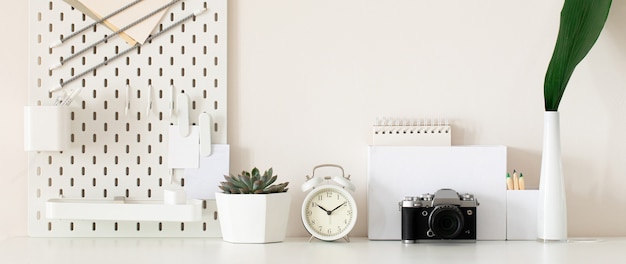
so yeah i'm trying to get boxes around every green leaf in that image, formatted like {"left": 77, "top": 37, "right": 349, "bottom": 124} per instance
{"left": 240, "top": 173, "right": 252, "bottom": 189}
{"left": 252, "top": 180, "right": 263, "bottom": 191}
{"left": 544, "top": 0, "right": 612, "bottom": 111}
{"left": 250, "top": 172, "right": 260, "bottom": 183}
{"left": 260, "top": 172, "right": 269, "bottom": 184}
{"left": 264, "top": 175, "right": 277, "bottom": 188}
{"left": 251, "top": 167, "right": 260, "bottom": 178}
{"left": 225, "top": 174, "right": 247, "bottom": 189}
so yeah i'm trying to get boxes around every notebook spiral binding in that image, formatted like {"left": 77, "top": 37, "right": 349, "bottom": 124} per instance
{"left": 372, "top": 117, "right": 451, "bottom": 146}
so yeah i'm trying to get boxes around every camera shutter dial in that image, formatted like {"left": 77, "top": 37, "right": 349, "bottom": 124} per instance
{"left": 421, "top": 193, "right": 434, "bottom": 201}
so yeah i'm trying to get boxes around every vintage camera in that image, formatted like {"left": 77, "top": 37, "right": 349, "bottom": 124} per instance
{"left": 399, "top": 188, "right": 478, "bottom": 243}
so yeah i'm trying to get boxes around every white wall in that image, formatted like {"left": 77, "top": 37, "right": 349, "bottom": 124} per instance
{"left": 2, "top": 0, "right": 625, "bottom": 239}
{"left": 0, "top": 1, "right": 29, "bottom": 240}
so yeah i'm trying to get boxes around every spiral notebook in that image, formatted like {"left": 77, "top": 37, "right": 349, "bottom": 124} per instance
{"left": 372, "top": 117, "right": 451, "bottom": 146}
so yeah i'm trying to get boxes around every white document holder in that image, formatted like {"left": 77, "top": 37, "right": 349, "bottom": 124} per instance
{"left": 367, "top": 145, "right": 507, "bottom": 241}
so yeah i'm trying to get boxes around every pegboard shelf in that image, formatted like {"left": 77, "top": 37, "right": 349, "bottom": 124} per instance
{"left": 28, "top": 0, "right": 228, "bottom": 237}
{"left": 46, "top": 198, "right": 203, "bottom": 222}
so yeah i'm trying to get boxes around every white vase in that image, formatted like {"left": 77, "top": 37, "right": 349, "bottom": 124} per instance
{"left": 215, "top": 192, "right": 291, "bottom": 243}
{"left": 537, "top": 111, "right": 568, "bottom": 241}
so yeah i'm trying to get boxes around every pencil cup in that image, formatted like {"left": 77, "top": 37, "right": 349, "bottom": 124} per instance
{"left": 506, "top": 190, "right": 539, "bottom": 240}
{"left": 24, "top": 106, "right": 70, "bottom": 151}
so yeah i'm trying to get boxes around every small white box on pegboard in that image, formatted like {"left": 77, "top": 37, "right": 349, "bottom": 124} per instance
{"left": 24, "top": 106, "right": 70, "bottom": 151}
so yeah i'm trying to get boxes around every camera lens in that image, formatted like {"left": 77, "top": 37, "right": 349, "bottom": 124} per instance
{"left": 428, "top": 205, "right": 464, "bottom": 239}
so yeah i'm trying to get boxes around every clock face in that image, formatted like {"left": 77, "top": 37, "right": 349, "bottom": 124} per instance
{"left": 301, "top": 185, "right": 357, "bottom": 241}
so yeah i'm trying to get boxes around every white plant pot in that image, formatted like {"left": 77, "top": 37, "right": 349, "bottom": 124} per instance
{"left": 537, "top": 111, "right": 567, "bottom": 241}
{"left": 215, "top": 192, "right": 291, "bottom": 243}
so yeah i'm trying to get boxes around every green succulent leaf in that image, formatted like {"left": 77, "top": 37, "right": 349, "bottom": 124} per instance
{"left": 260, "top": 172, "right": 269, "bottom": 184}
{"left": 225, "top": 174, "right": 246, "bottom": 189}
{"left": 251, "top": 167, "right": 260, "bottom": 178}
{"left": 544, "top": 0, "right": 612, "bottom": 111}
{"left": 240, "top": 173, "right": 252, "bottom": 189}
{"left": 264, "top": 175, "right": 277, "bottom": 189}
{"left": 218, "top": 184, "right": 230, "bottom": 193}
{"left": 252, "top": 180, "right": 263, "bottom": 191}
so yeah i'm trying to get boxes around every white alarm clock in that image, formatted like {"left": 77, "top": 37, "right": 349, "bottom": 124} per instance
{"left": 301, "top": 164, "right": 357, "bottom": 242}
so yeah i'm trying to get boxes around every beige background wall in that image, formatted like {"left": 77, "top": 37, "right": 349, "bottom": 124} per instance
{"left": 2, "top": 0, "right": 625, "bottom": 239}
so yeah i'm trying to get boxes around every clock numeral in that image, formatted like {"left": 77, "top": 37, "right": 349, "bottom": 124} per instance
{"left": 318, "top": 195, "right": 323, "bottom": 201}
{"left": 326, "top": 192, "right": 332, "bottom": 198}
{"left": 306, "top": 210, "right": 312, "bottom": 216}
{"left": 347, "top": 210, "right": 352, "bottom": 215}
{"left": 327, "top": 228, "right": 332, "bottom": 235}
{"left": 337, "top": 226, "right": 342, "bottom": 232}
{"left": 311, "top": 220, "right": 316, "bottom": 225}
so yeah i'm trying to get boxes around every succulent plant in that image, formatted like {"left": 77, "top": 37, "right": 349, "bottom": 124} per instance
{"left": 219, "top": 167, "right": 289, "bottom": 194}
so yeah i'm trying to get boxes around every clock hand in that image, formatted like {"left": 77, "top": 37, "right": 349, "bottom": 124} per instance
{"left": 316, "top": 204, "right": 332, "bottom": 215}
{"left": 329, "top": 202, "right": 347, "bottom": 214}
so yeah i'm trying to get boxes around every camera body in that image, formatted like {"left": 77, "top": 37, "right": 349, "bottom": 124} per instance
{"left": 400, "top": 188, "right": 478, "bottom": 243}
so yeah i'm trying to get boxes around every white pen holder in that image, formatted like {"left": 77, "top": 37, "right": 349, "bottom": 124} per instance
{"left": 506, "top": 189, "right": 539, "bottom": 240}
{"left": 24, "top": 106, "right": 70, "bottom": 151}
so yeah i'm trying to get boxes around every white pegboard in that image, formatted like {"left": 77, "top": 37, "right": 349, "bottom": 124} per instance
{"left": 27, "top": 0, "right": 227, "bottom": 237}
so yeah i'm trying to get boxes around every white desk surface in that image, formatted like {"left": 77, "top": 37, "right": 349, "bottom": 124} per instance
{"left": 1, "top": 237, "right": 624, "bottom": 264}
